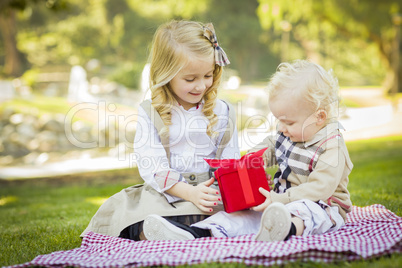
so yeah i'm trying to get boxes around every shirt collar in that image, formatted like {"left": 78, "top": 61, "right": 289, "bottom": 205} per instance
{"left": 304, "top": 120, "right": 344, "bottom": 147}
{"left": 176, "top": 99, "right": 205, "bottom": 112}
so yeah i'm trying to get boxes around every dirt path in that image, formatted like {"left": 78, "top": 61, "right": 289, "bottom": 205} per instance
{"left": 340, "top": 87, "right": 402, "bottom": 141}
{"left": 342, "top": 109, "right": 402, "bottom": 141}
{"left": 340, "top": 87, "right": 391, "bottom": 107}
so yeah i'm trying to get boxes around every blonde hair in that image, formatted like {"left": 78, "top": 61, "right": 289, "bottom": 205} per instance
{"left": 267, "top": 59, "right": 340, "bottom": 120}
{"left": 148, "top": 20, "right": 223, "bottom": 137}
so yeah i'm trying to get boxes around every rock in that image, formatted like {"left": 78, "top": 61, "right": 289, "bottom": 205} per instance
{"left": 23, "top": 152, "right": 41, "bottom": 165}
{"left": 0, "top": 107, "right": 17, "bottom": 121}
{"left": 0, "top": 80, "right": 15, "bottom": 102}
{"left": 2, "top": 140, "right": 30, "bottom": 158}
{"left": 27, "top": 139, "right": 40, "bottom": 151}
{"left": 0, "top": 155, "right": 14, "bottom": 165}
{"left": 9, "top": 113, "right": 24, "bottom": 125}
{"left": 16, "top": 123, "right": 37, "bottom": 139}
{"left": 37, "top": 130, "right": 59, "bottom": 152}
{"left": 42, "top": 119, "right": 64, "bottom": 133}
{"left": 0, "top": 105, "right": 131, "bottom": 166}
{"left": 1, "top": 125, "right": 15, "bottom": 139}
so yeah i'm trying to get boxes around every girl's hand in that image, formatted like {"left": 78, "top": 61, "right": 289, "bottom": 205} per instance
{"left": 250, "top": 187, "right": 272, "bottom": 212}
{"left": 188, "top": 177, "right": 220, "bottom": 213}
{"left": 266, "top": 173, "right": 273, "bottom": 187}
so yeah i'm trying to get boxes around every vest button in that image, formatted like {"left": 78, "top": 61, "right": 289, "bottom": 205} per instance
{"left": 189, "top": 174, "right": 196, "bottom": 181}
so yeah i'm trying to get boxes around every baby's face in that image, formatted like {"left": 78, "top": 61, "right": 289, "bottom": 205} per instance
{"left": 269, "top": 94, "right": 322, "bottom": 143}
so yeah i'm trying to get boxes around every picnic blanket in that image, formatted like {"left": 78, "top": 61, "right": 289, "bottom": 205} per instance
{"left": 9, "top": 204, "right": 402, "bottom": 267}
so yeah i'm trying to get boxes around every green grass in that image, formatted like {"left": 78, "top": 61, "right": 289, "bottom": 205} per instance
{"left": 1, "top": 136, "right": 401, "bottom": 267}
{"left": 341, "top": 98, "right": 362, "bottom": 108}
{"left": 0, "top": 95, "right": 138, "bottom": 125}
{"left": 0, "top": 95, "right": 73, "bottom": 116}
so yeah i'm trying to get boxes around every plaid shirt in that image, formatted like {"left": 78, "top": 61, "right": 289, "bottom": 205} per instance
{"left": 273, "top": 131, "right": 340, "bottom": 193}
{"left": 258, "top": 121, "right": 353, "bottom": 219}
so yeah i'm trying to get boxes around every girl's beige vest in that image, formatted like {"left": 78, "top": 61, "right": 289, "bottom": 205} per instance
{"left": 81, "top": 100, "right": 236, "bottom": 237}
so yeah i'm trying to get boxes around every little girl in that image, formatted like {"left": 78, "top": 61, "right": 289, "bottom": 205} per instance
{"left": 81, "top": 20, "right": 240, "bottom": 240}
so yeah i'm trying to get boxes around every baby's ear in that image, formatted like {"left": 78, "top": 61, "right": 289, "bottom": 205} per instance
{"left": 316, "top": 109, "right": 327, "bottom": 125}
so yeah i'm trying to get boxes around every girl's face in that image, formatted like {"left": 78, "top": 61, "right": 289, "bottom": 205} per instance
{"left": 269, "top": 93, "right": 323, "bottom": 143}
{"left": 169, "top": 55, "right": 215, "bottom": 110}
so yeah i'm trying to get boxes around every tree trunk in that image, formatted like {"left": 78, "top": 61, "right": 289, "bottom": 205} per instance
{"left": 0, "top": 9, "right": 24, "bottom": 77}
{"left": 293, "top": 30, "right": 321, "bottom": 65}
{"left": 398, "top": 57, "right": 402, "bottom": 93}
{"left": 382, "top": 31, "right": 402, "bottom": 94}
{"left": 397, "top": 30, "right": 402, "bottom": 93}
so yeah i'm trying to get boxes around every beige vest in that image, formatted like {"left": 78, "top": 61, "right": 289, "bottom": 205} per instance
{"left": 81, "top": 100, "right": 236, "bottom": 237}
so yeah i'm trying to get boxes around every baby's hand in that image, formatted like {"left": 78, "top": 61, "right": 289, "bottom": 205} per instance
{"left": 250, "top": 187, "right": 272, "bottom": 212}
{"left": 189, "top": 177, "right": 220, "bottom": 213}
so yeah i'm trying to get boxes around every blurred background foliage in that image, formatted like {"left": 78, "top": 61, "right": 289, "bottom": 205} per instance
{"left": 0, "top": 0, "right": 401, "bottom": 92}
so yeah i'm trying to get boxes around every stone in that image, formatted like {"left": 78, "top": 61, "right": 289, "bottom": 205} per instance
{"left": 0, "top": 81, "right": 15, "bottom": 102}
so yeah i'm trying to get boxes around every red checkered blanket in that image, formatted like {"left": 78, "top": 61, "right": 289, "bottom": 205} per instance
{"left": 10, "top": 204, "right": 402, "bottom": 267}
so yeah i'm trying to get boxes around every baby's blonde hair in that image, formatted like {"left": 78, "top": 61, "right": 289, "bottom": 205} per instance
{"left": 267, "top": 59, "right": 340, "bottom": 120}
{"left": 148, "top": 20, "right": 222, "bottom": 137}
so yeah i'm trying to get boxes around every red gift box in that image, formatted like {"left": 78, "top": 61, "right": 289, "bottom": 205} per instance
{"left": 205, "top": 148, "right": 270, "bottom": 213}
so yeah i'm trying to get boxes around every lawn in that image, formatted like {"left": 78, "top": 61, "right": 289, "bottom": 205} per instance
{"left": 0, "top": 95, "right": 73, "bottom": 116}
{"left": 0, "top": 136, "right": 401, "bottom": 267}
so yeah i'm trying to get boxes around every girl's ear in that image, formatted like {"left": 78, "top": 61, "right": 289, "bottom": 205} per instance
{"left": 316, "top": 109, "right": 327, "bottom": 126}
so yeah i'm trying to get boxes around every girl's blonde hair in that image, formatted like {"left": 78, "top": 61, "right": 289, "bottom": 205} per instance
{"left": 148, "top": 20, "right": 223, "bottom": 137}
{"left": 267, "top": 59, "right": 340, "bottom": 120}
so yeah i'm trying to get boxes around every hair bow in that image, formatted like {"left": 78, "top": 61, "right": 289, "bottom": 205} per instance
{"left": 203, "top": 23, "right": 230, "bottom": 66}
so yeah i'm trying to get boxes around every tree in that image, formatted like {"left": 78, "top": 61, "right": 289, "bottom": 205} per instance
{"left": 0, "top": 0, "right": 26, "bottom": 77}
{"left": 0, "top": 0, "right": 68, "bottom": 77}
{"left": 200, "top": 0, "right": 278, "bottom": 83}
{"left": 257, "top": 0, "right": 401, "bottom": 92}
